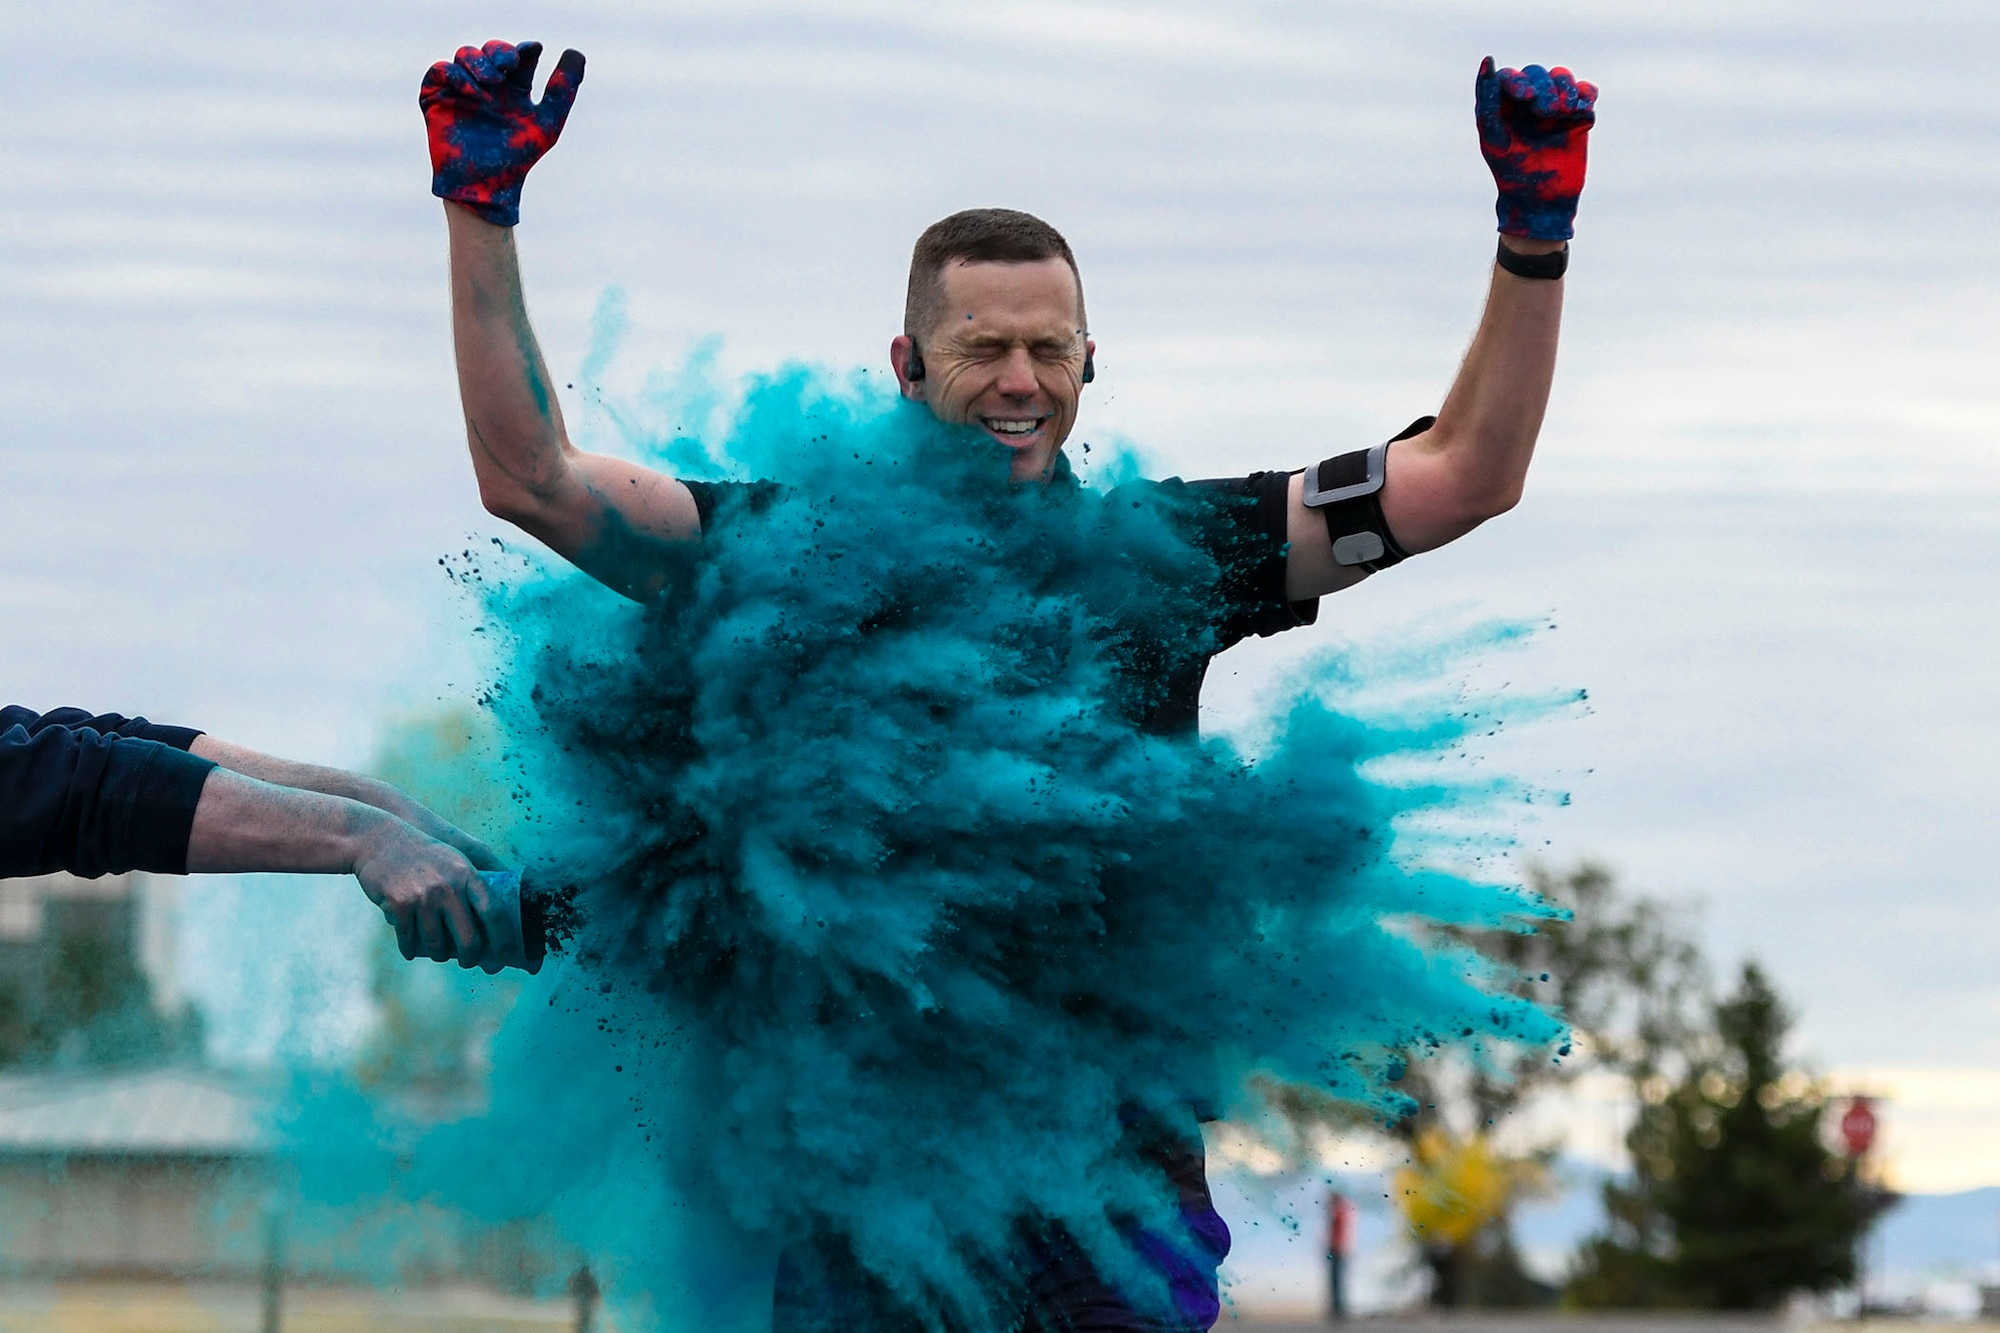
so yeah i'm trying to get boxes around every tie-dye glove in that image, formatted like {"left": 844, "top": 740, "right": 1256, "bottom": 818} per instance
{"left": 420, "top": 39, "right": 585, "bottom": 227}
{"left": 1475, "top": 57, "right": 1597, "bottom": 241}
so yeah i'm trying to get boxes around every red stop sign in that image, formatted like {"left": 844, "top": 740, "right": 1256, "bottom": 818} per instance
{"left": 1840, "top": 1096, "right": 1877, "bottom": 1157}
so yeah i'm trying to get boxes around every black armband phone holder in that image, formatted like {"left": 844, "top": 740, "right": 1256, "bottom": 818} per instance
{"left": 1301, "top": 416, "right": 1436, "bottom": 572}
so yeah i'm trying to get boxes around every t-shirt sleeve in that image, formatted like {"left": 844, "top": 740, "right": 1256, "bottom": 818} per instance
{"left": 0, "top": 712, "right": 218, "bottom": 879}
{"left": 681, "top": 479, "right": 783, "bottom": 534}
{"left": 1183, "top": 470, "right": 1320, "bottom": 648}
{"left": 8, "top": 704, "right": 204, "bottom": 751}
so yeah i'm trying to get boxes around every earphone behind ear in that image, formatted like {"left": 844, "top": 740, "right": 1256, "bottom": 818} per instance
{"left": 1082, "top": 351, "right": 1096, "bottom": 384}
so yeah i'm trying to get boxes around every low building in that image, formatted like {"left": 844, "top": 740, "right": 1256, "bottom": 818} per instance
{"left": 0, "top": 873, "right": 568, "bottom": 1295}
{"left": 0, "top": 1064, "right": 271, "bottom": 1277}
{"left": 0, "top": 1062, "right": 565, "bottom": 1293}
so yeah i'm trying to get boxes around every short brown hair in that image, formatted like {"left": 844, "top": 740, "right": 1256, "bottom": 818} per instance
{"left": 903, "top": 208, "right": 1087, "bottom": 342}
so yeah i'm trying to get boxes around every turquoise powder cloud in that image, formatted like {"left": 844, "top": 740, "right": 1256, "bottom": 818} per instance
{"left": 273, "top": 338, "right": 1577, "bottom": 1331}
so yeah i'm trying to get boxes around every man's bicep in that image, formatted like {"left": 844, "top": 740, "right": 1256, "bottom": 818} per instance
{"left": 1283, "top": 472, "right": 1369, "bottom": 602}
{"left": 1284, "top": 421, "right": 1476, "bottom": 601}
{"left": 504, "top": 451, "right": 706, "bottom": 601}
{"left": 567, "top": 452, "right": 705, "bottom": 543}
{"left": 1376, "top": 429, "right": 1493, "bottom": 555}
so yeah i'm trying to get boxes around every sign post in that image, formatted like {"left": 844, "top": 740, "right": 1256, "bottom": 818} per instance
{"left": 1327, "top": 1190, "right": 1355, "bottom": 1323}
{"left": 1838, "top": 1095, "right": 1882, "bottom": 1314}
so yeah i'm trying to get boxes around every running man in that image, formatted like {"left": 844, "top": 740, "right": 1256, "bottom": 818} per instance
{"left": 419, "top": 37, "right": 1595, "bottom": 1331}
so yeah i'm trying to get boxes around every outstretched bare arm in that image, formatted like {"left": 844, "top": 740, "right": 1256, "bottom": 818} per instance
{"left": 185, "top": 767, "right": 503, "bottom": 969}
{"left": 188, "top": 731, "right": 502, "bottom": 871}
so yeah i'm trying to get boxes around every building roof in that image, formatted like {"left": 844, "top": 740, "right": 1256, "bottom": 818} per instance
{"left": 0, "top": 1066, "right": 272, "bottom": 1157}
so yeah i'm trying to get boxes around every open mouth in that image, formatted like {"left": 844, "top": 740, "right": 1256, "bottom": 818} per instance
{"left": 979, "top": 414, "right": 1052, "bottom": 446}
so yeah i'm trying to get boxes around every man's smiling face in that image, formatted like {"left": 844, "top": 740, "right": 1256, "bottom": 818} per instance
{"left": 895, "top": 257, "right": 1093, "bottom": 483}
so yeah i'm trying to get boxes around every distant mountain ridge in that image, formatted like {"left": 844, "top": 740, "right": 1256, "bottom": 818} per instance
{"left": 1213, "top": 1165, "right": 2000, "bottom": 1317}
{"left": 1873, "top": 1185, "right": 2000, "bottom": 1282}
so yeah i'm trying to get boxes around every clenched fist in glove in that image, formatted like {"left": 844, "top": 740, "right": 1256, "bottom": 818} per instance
{"left": 421, "top": 39, "right": 585, "bottom": 227}
{"left": 1476, "top": 58, "right": 1597, "bottom": 242}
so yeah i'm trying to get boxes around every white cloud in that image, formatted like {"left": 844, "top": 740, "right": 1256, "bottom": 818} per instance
{"left": 1836, "top": 1068, "right": 2000, "bottom": 1194}
{"left": 4, "top": 0, "right": 1999, "bottom": 1183}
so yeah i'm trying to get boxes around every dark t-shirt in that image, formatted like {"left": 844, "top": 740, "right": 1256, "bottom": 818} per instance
{"left": 687, "top": 465, "right": 1319, "bottom": 1331}
{"left": 683, "top": 466, "right": 1317, "bottom": 736}
{"left": 0, "top": 706, "right": 215, "bottom": 879}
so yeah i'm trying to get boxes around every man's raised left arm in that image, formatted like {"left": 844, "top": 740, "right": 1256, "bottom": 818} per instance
{"left": 1286, "top": 59, "right": 1596, "bottom": 601}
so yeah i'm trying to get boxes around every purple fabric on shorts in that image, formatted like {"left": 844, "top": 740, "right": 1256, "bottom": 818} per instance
{"left": 771, "top": 1137, "right": 1231, "bottom": 1332}
{"left": 1018, "top": 1204, "right": 1231, "bottom": 1332}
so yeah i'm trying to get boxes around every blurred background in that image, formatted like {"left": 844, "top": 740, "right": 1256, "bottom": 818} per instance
{"left": 2, "top": 0, "right": 1997, "bottom": 1326}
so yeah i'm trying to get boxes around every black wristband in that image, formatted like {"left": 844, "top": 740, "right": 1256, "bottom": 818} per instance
{"left": 1495, "top": 239, "right": 1568, "bottom": 280}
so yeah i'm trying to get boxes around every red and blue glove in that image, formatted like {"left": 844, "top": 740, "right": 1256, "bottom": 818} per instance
{"left": 1475, "top": 57, "right": 1597, "bottom": 241}
{"left": 420, "top": 39, "right": 585, "bottom": 227}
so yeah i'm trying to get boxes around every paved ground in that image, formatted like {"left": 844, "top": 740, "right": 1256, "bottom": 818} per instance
{"left": 1216, "top": 1312, "right": 2000, "bottom": 1320}
{"left": 2, "top": 1286, "right": 1993, "bottom": 1333}
{"left": 0, "top": 1282, "right": 574, "bottom": 1333}
{"left": 1224, "top": 1312, "right": 1792, "bottom": 1320}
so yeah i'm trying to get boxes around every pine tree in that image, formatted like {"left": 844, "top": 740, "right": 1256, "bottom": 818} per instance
{"left": 1263, "top": 863, "right": 1710, "bottom": 1310}
{"left": 1571, "top": 962, "right": 1878, "bottom": 1309}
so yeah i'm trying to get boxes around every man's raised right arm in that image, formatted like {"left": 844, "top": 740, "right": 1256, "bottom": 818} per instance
{"left": 448, "top": 206, "right": 699, "bottom": 600}
{"left": 426, "top": 39, "right": 698, "bottom": 602}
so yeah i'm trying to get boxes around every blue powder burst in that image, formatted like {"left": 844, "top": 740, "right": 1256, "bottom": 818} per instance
{"left": 281, "top": 342, "right": 1575, "bottom": 1331}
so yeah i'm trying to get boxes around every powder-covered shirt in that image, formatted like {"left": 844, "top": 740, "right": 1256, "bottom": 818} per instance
{"left": 685, "top": 462, "right": 1322, "bottom": 1332}
{"left": 0, "top": 706, "right": 215, "bottom": 879}
{"left": 683, "top": 466, "right": 1317, "bottom": 737}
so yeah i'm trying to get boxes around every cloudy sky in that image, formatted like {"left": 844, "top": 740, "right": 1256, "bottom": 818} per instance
{"left": 4, "top": 1, "right": 1997, "bottom": 1188}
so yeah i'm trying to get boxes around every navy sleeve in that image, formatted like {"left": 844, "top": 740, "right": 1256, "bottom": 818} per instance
{"left": 1, "top": 704, "right": 205, "bottom": 752}
{"left": 682, "top": 479, "right": 782, "bottom": 534}
{"left": 1182, "top": 470, "right": 1321, "bottom": 648}
{"left": 1183, "top": 418, "right": 1438, "bottom": 645}
{"left": 0, "top": 709, "right": 219, "bottom": 879}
